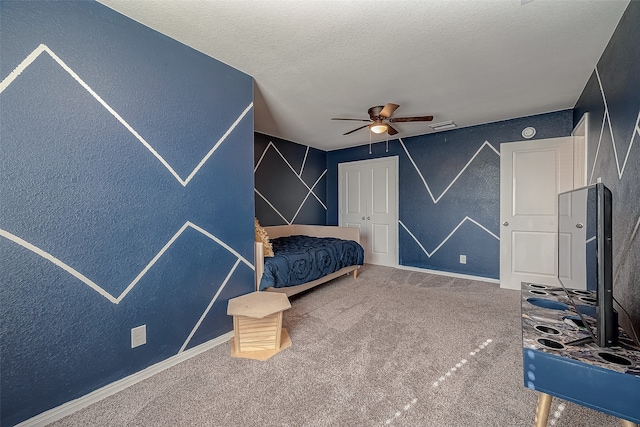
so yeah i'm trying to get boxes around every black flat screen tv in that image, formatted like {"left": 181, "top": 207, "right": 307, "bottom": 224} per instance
{"left": 557, "top": 182, "right": 617, "bottom": 347}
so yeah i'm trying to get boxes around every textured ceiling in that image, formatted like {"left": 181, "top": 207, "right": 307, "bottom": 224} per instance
{"left": 98, "top": 0, "right": 629, "bottom": 151}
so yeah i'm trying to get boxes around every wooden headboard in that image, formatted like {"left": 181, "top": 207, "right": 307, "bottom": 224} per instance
{"left": 264, "top": 225, "right": 360, "bottom": 242}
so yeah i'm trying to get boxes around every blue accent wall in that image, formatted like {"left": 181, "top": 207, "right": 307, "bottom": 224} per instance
{"left": 0, "top": 2, "right": 254, "bottom": 425}
{"left": 327, "top": 111, "right": 573, "bottom": 279}
{"left": 254, "top": 132, "right": 327, "bottom": 226}
{"left": 574, "top": 1, "right": 640, "bottom": 338}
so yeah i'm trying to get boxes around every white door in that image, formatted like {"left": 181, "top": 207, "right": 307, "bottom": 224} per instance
{"left": 499, "top": 137, "right": 574, "bottom": 290}
{"left": 339, "top": 157, "right": 398, "bottom": 266}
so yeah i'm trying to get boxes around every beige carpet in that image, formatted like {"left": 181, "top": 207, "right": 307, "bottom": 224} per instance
{"left": 51, "top": 265, "right": 622, "bottom": 426}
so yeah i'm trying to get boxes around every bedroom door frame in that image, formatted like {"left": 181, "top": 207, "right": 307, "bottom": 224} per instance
{"left": 338, "top": 156, "right": 399, "bottom": 267}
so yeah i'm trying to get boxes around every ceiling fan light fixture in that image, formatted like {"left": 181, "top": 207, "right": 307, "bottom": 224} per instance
{"left": 370, "top": 121, "right": 388, "bottom": 134}
{"left": 334, "top": 103, "right": 433, "bottom": 136}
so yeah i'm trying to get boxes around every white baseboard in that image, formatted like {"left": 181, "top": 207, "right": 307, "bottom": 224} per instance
{"left": 17, "top": 331, "right": 234, "bottom": 427}
{"left": 396, "top": 264, "right": 500, "bottom": 284}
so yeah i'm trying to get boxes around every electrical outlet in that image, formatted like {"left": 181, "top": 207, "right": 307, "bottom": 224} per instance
{"left": 131, "top": 325, "right": 146, "bottom": 348}
{"left": 460, "top": 255, "right": 467, "bottom": 264}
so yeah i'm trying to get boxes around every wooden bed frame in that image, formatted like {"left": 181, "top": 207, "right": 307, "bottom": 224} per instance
{"left": 254, "top": 225, "right": 361, "bottom": 297}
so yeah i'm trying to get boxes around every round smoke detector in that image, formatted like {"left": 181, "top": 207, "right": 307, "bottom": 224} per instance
{"left": 522, "top": 127, "right": 536, "bottom": 139}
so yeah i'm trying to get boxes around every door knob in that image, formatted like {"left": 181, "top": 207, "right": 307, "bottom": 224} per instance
{"left": 367, "top": 216, "right": 370, "bottom": 220}
{"left": 362, "top": 216, "right": 365, "bottom": 220}
{"left": 576, "top": 223, "right": 584, "bottom": 229}
{"left": 502, "top": 221, "right": 509, "bottom": 226}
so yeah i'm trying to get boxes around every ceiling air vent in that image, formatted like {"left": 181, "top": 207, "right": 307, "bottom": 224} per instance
{"left": 429, "top": 120, "right": 456, "bottom": 131}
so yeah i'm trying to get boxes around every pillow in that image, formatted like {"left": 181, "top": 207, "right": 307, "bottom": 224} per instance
{"left": 254, "top": 218, "right": 274, "bottom": 257}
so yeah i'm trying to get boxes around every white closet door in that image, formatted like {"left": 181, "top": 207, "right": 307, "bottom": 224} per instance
{"left": 339, "top": 157, "right": 397, "bottom": 266}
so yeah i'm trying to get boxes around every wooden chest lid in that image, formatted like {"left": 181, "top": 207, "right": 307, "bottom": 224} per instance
{"left": 227, "top": 291, "right": 291, "bottom": 318}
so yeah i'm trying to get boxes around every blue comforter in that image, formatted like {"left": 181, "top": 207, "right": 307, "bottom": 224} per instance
{"left": 259, "top": 235, "right": 364, "bottom": 290}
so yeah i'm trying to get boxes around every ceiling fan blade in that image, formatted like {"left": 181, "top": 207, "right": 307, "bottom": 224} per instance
{"left": 387, "top": 125, "right": 398, "bottom": 136}
{"left": 343, "top": 124, "right": 369, "bottom": 135}
{"left": 379, "top": 103, "right": 400, "bottom": 118}
{"left": 389, "top": 115, "right": 434, "bottom": 123}
{"left": 331, "top": 117, "right": 370, "bottom": 122}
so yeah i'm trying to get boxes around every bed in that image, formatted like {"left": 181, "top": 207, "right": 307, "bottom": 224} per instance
{"left": 254, "top": 225, "right": 364, "bottom": 297}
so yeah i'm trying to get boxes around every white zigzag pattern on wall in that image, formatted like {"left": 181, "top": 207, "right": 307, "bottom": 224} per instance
{"left": 398, "top": 137, "right": 501, "bottom": 254}
{"left": 179, "top": 258, "right": 240, "bottom": 353}
{"left": 590, "top": 67, "right": 640, "bottom": 183}
{"left": 0, "top": 223, "right": 253, "bottom": 304}
{"left": 1, "top": 223, "right": 250, "bottom": 353}
{"left": 0, "top": 44, "right": 252, "bottom": 187}
{"left": 400, "top": 217, "right": 499, "bottom": 259}
{"left": 399, "top": 138, "right": 500, "bottom": 204}
{"left": 1, "top": 45, "right": 254, "bottom": 351}
{"left": 255, "top": 141, "right": 327, "bottom": 224}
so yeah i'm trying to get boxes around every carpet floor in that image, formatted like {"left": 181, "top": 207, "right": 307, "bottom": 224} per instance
{"left": 51, "top": 265, "right": 623, "bottom": 426}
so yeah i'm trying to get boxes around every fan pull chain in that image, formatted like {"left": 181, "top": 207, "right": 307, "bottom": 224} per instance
{"left": 386, "top": 132, "right": 389, "bottom": 153}
{"left": 369, "top": 129, "right": 372, "bottom": 155}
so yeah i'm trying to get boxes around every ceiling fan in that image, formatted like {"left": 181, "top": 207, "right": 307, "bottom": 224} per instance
{"left": 331, "top": 103, "right": 433, "bottom": 136}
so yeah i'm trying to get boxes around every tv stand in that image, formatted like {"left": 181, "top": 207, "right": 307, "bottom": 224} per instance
{"left": 535, "top": 393, "right": 638, "bottom": 427}
{"left": 521, "top": 283, "right": 640, "bottom": 426}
